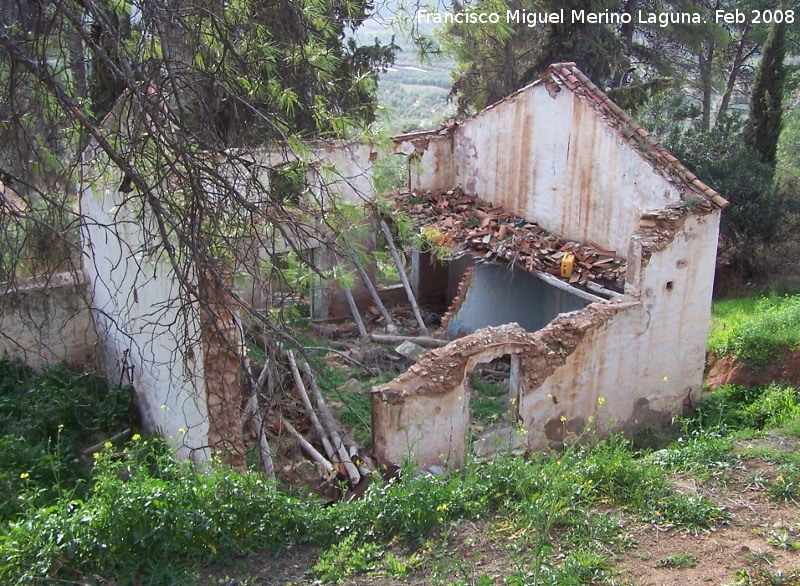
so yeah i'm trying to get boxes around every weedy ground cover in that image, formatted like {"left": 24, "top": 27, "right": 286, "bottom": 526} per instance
{"left": 0, "top": 359, "right": 129, "bottom": 522}
{"left": 4, "top": 294, "right": 800, "bottom": 584}
{"left": 708, "top": 293, "right": 800, "bottom": 366}
{"left": 3, "top": 366, "right": 800, "bottom": 584}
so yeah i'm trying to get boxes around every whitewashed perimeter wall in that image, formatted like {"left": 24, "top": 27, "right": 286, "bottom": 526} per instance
{"left": 80, "top": 152, "right": 210, "bottom": 462}
{"left": 0, "top": 272, "right": 97, "bottom": 370}
{"left": 79, "top": 140, "right": 376, "bottom": 460}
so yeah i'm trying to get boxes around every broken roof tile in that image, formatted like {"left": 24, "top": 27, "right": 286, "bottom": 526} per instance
{"left": 393, "top": 189, "right": 627, "bottom": 295}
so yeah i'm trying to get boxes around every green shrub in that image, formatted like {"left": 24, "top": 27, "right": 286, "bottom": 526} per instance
{"left": 689, "top": 383, "right": 800, "bottom": 433}
{"left": 0, "top": 359, "right": 129, "bottom": 522}
{"left": 0, "top": 437, "right": 321, "bottom": 583}
{"left": 708, "top": 295, "right": 800, "bottom": 366}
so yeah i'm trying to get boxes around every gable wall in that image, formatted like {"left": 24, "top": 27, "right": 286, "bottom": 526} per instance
{"left": 451, "top": 84, "right": 684, "bottom": 255}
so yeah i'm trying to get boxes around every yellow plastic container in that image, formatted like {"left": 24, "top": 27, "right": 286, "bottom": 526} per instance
{"left": 560, "top": 253, "right": 575, "bottom": 278}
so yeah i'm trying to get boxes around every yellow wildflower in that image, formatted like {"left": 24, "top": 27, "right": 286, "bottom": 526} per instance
{"left": 19, "top": 472, "right": 29, "bottom": 479}
{"left": 103, "top": 441, "right": 113, "bottom": 449}
{"left": 178, "top": 428, "right": 186, "bottom": 435}
{"left": 597, "top": 397, "right": 605, "bottom": 406}
{"left": 132, "top": 434, "right": 141, "bottom": 441}
{"left": 93, "top": 452, "right": 100, "bottom": 460}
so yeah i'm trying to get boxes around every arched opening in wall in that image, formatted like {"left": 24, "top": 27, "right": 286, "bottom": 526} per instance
{"left": 469, "top": 355, "right": 524, "bottom": 458}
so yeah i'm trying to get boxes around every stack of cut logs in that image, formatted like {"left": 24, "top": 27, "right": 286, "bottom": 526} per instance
{"left": 394, "top": 188, "right": 626, "bottom": 292}
{"left": 244, "top": 345, "right": 375, "bottom": 487}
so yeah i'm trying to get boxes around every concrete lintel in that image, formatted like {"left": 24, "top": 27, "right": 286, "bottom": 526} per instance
{"left": 533, "top": 270, "right": 608, "bottom": 304}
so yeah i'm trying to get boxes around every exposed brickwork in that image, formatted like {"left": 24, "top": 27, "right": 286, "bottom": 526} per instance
{"left": 439, "top": 265, "right": 475, "bottom": 332}
{"left": 200, "top": 271, "right": 247, "bottom": 471}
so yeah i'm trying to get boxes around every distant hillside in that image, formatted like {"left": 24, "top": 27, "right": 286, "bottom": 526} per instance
{"left": 356, "top": 1, "right": 455, "bottom": 133}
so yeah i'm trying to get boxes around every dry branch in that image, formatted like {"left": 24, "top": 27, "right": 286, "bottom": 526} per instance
{"left": 346, "top": 245, "right": 397, "bottom": 333}
{"left": 300, "top": 362, "right": 363, "bottom": 482}
{"left": 344, "top": 287, "right": 369, "bottom": 339}
{"left": 246, "top": 395, "right": 276, "bottom": 479}
{"left": 279, "top": 415, "right": 334, "bottom": 475}
{"left": 379, "top": 218, "right": 427, "bottom": 333}
{"left": 370, "top": 333, "right": 448, "bottom": 348}
{"left": 81, "top": 428, "right": 131, "bottom": 457}
{"left": 287, "top": 350, "right": 337, "bottom": 464}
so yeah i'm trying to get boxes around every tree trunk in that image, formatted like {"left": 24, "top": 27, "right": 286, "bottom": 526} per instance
{"left": 200, "top": 268, "right": 247, "bottom": 472}
{"left": 716, "top": 29, "right": 750, "bottom": 124}
{"left": 621, "top": 0, "right": 638, "bottom": 53}
{"left": 699, "top": 43, "right": 715, "bottom": 132}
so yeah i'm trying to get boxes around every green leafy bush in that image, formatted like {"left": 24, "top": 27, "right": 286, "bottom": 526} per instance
{"left": 0, "top": 359, "right": 129, "bottom": 522}
{"left": 707, "top": 295, "right": 800, "bottom": 366}
{"left": 690, "top": 383, "right": 800, "bottom": 433}
{"left": 0, "top": 437, "right": 322, "bottom": 583}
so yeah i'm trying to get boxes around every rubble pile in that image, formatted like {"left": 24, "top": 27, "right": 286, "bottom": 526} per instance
{"left": 394, "top": 188, "right": 626, "bottom": 292}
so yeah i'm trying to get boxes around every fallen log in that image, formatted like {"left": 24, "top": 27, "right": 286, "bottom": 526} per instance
{"left": 370, "top": 333, "right": 449, "bottom": 348}
{"left": 82, "top": 428, "right": 131, "bottom": 457}
{"left": 344, "top": 287, "right": 369, "bottom": 339}
{"left": 379, "top": 218, "right": 428, "bottom": 333}
{"left": 346, "top": 245, "right": 398, "bottom": 333}
{"left": 280, "top": 415, "right": 334, "bottom": 476}
{"left": 301, "top": 362, "right": 367, "bottom": 480}
{"left": 246, "top": 395, "right": 276, "bottom": 480}
{"left": 287, "top": 350, "right": 337, "bottom": 465}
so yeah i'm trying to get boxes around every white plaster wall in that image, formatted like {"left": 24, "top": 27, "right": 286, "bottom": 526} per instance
{"left": 394, "top": 133, "right": 456, "bottom": 192}
{"left": 520, "top": 211, "right": 721, "bottom": 445}
{"left": 80, "top": 156, "right": 210, "bottom": 462}
{"left": 402, "top": 82, "right": 686, "bottom": 255}
{"left": 373, "top": 391, "right": 470, "bottom": 470}
{"left": 0, "top": 272, "right": 97, "bottom": 370}
{"left": 257, "top": 140, "right": 376, "bottom": 207}
{"left": 447, "top": 263, "right": 587, "bottom": 335}
{"left": 455, "top": 86, "right": 686, "bottom": 254}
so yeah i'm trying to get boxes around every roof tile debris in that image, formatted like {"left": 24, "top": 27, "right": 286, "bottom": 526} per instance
{"left": 394, "top": 188, "right": 626, "bottom": 293}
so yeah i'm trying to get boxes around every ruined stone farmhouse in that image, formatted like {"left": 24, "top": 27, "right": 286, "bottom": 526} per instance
{"left": 0, "top": 63, "right": 726, "bottom": 469}
{"left": 372, "top": 63, "right": 727, "bottom": 469}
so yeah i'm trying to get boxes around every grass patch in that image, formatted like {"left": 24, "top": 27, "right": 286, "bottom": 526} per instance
{"left": 0, "top": 431, "right": 731, "bottom": 584}
{"left": 656, "top": 552, "right": 697, "bottom": 568}
{"left": 470, "top": 372, "right": 509, "bottom": 426}
{"left": 708, "top": 294, "right": 800, "bottom": 366}
{"left": 687, "top": 383, "right": 800, "bottom": 434}
{"left": 0, "top": 359, "right": 130, "bottom": 523}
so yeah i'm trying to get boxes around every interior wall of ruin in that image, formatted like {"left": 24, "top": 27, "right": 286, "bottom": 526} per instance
{"left": 444, "top": 263, "right": 588, "bottom": 336}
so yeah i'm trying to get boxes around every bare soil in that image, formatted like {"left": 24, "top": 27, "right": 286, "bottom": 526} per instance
{"left": 706, "top": 349, "right": 800, "bottom": 390}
